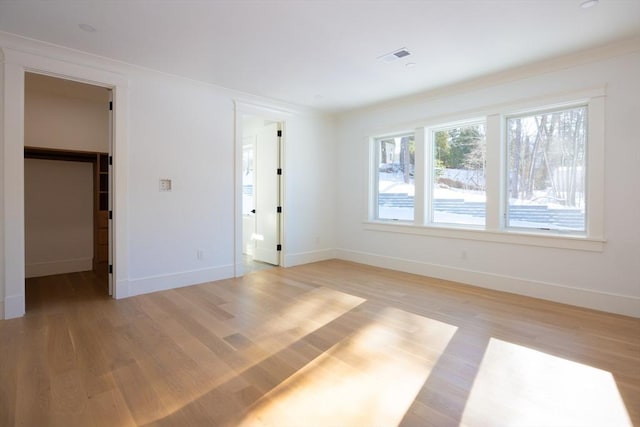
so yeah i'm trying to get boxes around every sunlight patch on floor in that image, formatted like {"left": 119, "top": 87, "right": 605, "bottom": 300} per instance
{"left": 249, "top": 286, "right": 367, "bottom": 350}
{"left": 461, "top": 338, "right": 632, "bottom": 426}
{"left": 237, "top": 307, "right": 458, "bottom": 427}
{"left": 145, "top": 287, "right": 366, "bottom": 425}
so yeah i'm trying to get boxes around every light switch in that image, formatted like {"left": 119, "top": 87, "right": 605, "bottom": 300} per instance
{"left": 159, "top": 179, "right": 172, "bottom": 192}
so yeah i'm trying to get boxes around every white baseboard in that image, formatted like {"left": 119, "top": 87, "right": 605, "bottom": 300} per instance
{"left": 335, "top": 249, "right": 640, "bottom": 318}
{"left": 4, "top": 293, "right": 25, "bottom": 319}
{"left": 114, "top": 278, "right": 130, "bottom": 300}
{"left": 26, "top": 257, "right": 93, "bottom": 278}
{"left": 234, "top": 263, "right": 244, "bottom": 277}
{"left": 284, "top": 249, "right": 336, "bottom": 268}
{"left": 127, "top": 264, "right": 234, "bottom": 298}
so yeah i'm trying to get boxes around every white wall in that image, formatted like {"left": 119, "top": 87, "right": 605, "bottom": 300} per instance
{"left": 335, "top": 45, "right": 640, "bottom": 317}
{"left": 122, "top": 71, "right": 336, "bottom": 292}
{"left": 24, "top": 159, "right": 93, "bottom": 277}
{"left": 125, "top": 70, "right": 236, "bottom": 290}
{"left": 1, "top": 31, "right": 337, "bottom": 317}
{"left": 282, "top": 114, "right": 337, "bottom": 266}
{"left": 24, "top": 73, "right": 110, "bottom": 152}
{"left": 106, "top": 60, "right": 336, "bottom": 295}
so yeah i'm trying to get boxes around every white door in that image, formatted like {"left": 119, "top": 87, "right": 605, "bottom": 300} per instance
{"left": 253, "top": 122, "right": 280, "bottom": 265}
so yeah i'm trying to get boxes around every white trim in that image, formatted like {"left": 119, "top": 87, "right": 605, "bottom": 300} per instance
{"left": 234, "top": 100, "right": 295, "bottom": 119}
{"left": 0, "top": 46, "right": 4, "bottom": 323}
{"left": 364, "top": 87, "right": 606, "bottom": 139}
{"left": 283, "top": 249, "right": 336, "bottom": 268}
{"left": 234, "top": 108, "right": 244, "bottom": 278}
{"left": 26, "top": 258, "right": 93, "bottom": 278}
{"left": 336, "top": 249, "right": 639, "bottom": 318}
{"left": 414, "top": 128, "right": 426, "bottom": 225}
{"left": 2, "top": 57, "right": 26, "bottom": 319}
{"left": 363, "top": 221, "right": 605, "bottom": 252}
{"left": 3, "top": 294, "right": 25, "bottom": 319}
{"left": 1, "top": 46, "right": 129, "bottom": 319}
{"left": 128, "top": 265, "right": 234, "bottom": 297}
{"left": 485, "top": 114, "right": 503, "bottom": 231}
{"left": 367, "top": 136, "right": 376, "bottom": 222}
{"left": 586, "top": 95, "right": 605, "bottom": 239}
{"left": 114, "top": 278, "right": 130, "bottom": 299}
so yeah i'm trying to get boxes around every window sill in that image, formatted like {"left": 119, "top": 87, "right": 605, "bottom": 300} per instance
{"left": 363, "top": 221, "right": 605, "bottom": 252}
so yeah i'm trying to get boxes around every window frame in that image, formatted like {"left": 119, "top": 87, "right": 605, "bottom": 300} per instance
{"left": 372, "top": 131, "right": 418, "bottom": 223}
{"left": 426, "top": 118, "right": 488, "bottom": 228}
{"left": 503, "top": 103, "right": 589, "bottom": 235}
{"left": 365, "top": 88, "right": 605, "bottom": 252}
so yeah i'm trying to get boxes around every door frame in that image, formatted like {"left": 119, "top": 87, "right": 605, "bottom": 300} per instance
{"left": 234, "top": 101, "right": 289, "bottom": 277}
{"left": 1, "top": 47, "right": 130, "bottom": 319}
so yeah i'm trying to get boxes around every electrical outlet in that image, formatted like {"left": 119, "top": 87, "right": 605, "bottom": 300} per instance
{"left": 197, "top": 249, "right": 204, "bottom": 260}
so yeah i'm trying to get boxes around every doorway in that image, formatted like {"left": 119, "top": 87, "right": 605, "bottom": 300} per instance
{"left": 23, "top": 73, "right": 112, "bottom": 302}
{"left": 1, "top": 47, "right": 128, "bottom": 319}
{"left": 240, "top": 115, "right": 283, "bottom": 273}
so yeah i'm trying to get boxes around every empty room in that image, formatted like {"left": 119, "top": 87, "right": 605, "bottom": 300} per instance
{"left": 0, "top": 1, "right": 639, "bottom": 426}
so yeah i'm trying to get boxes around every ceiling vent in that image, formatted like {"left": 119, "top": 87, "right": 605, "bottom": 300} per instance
{"left": 378, "top": 47, "right": 412, "bottom": 63}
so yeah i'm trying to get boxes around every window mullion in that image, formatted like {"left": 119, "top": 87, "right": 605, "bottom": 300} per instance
{"left": 369, "top": 137, "right": 378, "bottom": 221}
{"left": 424, "top": 127, "right": 434, "bottom": 225}
{"left": 414, "top": 127, "right": 426, "bottom": 225}
{"left": 485, "top": 114, "right": 502, "bottom": 231}
{"left": 586, "top": 96, "right": 604, "bottom": 239}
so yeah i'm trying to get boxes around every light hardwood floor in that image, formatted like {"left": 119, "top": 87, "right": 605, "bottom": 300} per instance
{"left": 1, "top": 260, "right": 638, "bottom": 426}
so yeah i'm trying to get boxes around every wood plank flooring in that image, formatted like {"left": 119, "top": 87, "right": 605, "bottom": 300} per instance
{"left": 1, "top": 260, "right": 639, "bottom": 426}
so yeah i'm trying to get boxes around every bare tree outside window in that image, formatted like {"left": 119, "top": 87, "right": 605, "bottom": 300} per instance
{"left": 507, "top": 106, "right": 587, "bottom": 231}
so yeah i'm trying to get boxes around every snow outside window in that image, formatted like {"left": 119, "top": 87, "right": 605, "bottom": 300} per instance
{"left": 506, "top": 106, "right": 587, "bottom": 233}
{"left": 367, "top": 90, "right": 603, "bottom": 251}
{"left": 376, "top": 133, "right": 415, "bottom": 221}
{"left": 431, "top": 122, "right": 486, "bottom": 227}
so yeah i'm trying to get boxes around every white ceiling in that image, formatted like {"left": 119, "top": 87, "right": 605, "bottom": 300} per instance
{"left": 1, "top": 0, "right": 639, "bottom": 113}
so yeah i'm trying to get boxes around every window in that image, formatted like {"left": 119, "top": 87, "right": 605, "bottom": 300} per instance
{"left": 506, "top": 106, "right": 586, "bottom": 232}
{"left": 367, "top": 90, "right": 604, "bottom": 250}
{"left": 431, "top": 122, "right": 486, "bottom": 226}
{"left": 375, "top": 133, "right": 415, "bottom": 221}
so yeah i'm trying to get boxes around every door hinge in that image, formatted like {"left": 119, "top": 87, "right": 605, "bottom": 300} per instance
{"left": 109, "top": 264, "right": 113, "bottom": 274}
{"left": 277, "top": 168, "right": 282, "bottom": 175}
{"left": 276, "top": 244, "right": 282, "bottom": 251}
{"left": 277, "top": 130, "right": 282, "bottom": 137}
{"left": 109, "top": 101, "right": 113, "bottom": 111}
{"left": 109, "top": 210, "right": 113, "bottom": 220}
{"left": 109, "top": 156, "right": 113, "bottom": 166}
{"left": 277, "top": 206, "right": 282, "bottom": 213}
